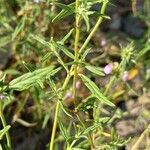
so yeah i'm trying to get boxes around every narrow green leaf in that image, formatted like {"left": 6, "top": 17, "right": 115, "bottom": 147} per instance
{"left": 85, "top": 65, "right": 105, "bottom": 76}
{"left": 30, "top": 35, "right": 48, "bottom": 46}
{"left": 42, "top": 113, "right": 50, "bottom": 129}
{"left": 79, "top": 74, "right": 115, "bottom": 107}
{"left": 83, "top": 118, "right": 109, "bottom": 135}
{"left": 83, "top": 123, "right": 102, "bottom": 135}
{"left": 31, "top": 35, "right": 68, "bottom": 72}
{"left": 41, "top": 52, "right": 53, "bottom": 62}
{"left": 49, "top": 42, "right": 69, "bottom": 72}
{"left": 52, "top": 2, "right": 74, "bottom": 12}
{"left": 58, "top": 119, "right": 69, "bottom": 141}
{"left": 52, "top": 2, "right": 75, "bottom": 23}
{"left": 49, "top": 67, "right": 62, "bottom": 77}
{"left": 9, "top": 66, "right": 55, "bottom": 90}
{"left": 12, "top": 17, "right": 25, "bottom": 40}
{"left": 59, "top": 28, "right": 74, "bottom": 44}
{"left": 81, "top": 13, "right": 90, "bottom": 31}
{"left": 136, "top": 44, "right": 150, "bottom": 60}
{"left": 81, "top": 48, "right": 91, "bottom": 60}
{"left": 60, "top": 101, "right": 73, "bottom": 118}
{"left": 52, "top": 41, "right": 74, "bottom": 59}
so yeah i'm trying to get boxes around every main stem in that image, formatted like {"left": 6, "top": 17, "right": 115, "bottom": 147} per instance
{"left": 49, "top": 68, "right": 73, "bottom": 150}
{"left": 73, "top": 0, "right": 80, "bottom": 105}
{"left": 49, "top": 1, "right": 108, "bottom": 149}
{"left": 0, "top": 102, "right": 11, "bottom": 149}
{"left": 49, "top": 100, "right": 60, "bottom": 150}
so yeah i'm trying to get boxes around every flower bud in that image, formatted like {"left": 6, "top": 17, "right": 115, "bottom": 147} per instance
{"left": 122, "top": 71, "right": 129, "bottom": 81}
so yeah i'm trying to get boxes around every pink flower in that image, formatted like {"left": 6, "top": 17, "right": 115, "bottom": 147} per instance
{"left": 0, "top": 94, "right": 5, "bottom": 100}
{"left": 64, "top": 91, "right": 73, "bottom": 99}
{"left": 76, "top": 81, "right": 81, "bottom": 90}
{"left": 122, "top": 71, "right": 129, "bottom": 81}
{"left": 104, "top": 64, "right": 113, "bottom": 75}
{"left": 101, "top": 39, "right": 107, "bottom": 46}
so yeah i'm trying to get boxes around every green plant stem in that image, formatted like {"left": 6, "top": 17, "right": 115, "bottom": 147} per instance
{"left": 73, "top": 0, "right": 80, "bottom": 105}
{"left": 104, "top": 76, "right": 116, "bottom": 95}
{"left": 50, "top": 1, "right": 109, "bottom": 149}
{"left": 49, "top": 100, "right": 60, "bottom": 150}
{"left": 0, "top": 102, "right": 11, "bottom": 149}
{"left": 49, "top": 68, "right": 73, "bottom": 150}
{"left": 76, "top": 114, "right": 95, "bottom": 149}
{"left": 79, "top": 1, "right": 108, "bottom": 54}
{"left": 104, "top": 59, "right": 126, "bottom": 95}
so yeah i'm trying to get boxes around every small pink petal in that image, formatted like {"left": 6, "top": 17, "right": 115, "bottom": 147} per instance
{"left": 101, "top": 39, "right": 107, "bottom": 46}
{"left": 0, "top": 94, "right": 5, "bottom": 100}
{"left": 76, "top": 81, "right": 81, "bottom": 90}
{"left": 64, "top": 91, "right": 73, "bottom": 99}
{"left": 122, "top": 71, "right": 129, "bottom": 81}
{"left": 104, "top": 64, "right": 113, "bottom": 75}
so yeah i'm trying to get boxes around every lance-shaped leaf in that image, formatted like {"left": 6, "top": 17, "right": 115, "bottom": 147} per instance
{"left": 51, "top": 41, "right": 74, "bottom": 59}
{"left": 79, "top": 74, "right": 115, "bottom": 107}
{"left": 12, "top": 17, "right": 26, "bottom": 40}
{"left": 59, "top": 28, "right": 74, "bottom": 44}
{"left": 52, "top": 2, "right": 75, "bottom": 23}
{"left": 58, "top": 119, "right": 70, "bottom": 141}
{"left": 83, "top": 117, "right": 109, "bottom": 135}
{"left": 85, "top": 65, "right": 105, "bottom": 76}
{"left": 9, "top": 66, "right": 59, "bottom": 91}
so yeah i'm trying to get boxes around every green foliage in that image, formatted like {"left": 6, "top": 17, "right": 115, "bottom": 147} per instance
{"left": 0, "top": 0, "right": 149, "bottom": 149}
{"left": 9, "top": 66, "right": 56, "bottom": 90}
{"left": 80, "top": 74, "right": 115, "bottom": 107}
{"left": 52, "top": 2, "right": 75, "bottom": 23}
{"left": 85, "top": 65, "right": 105, "bottom": 76}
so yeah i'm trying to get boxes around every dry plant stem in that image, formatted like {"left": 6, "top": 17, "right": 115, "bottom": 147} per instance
{"left": 73, "top": 0, "right": 80, "bottom": 105}
{"left": 50, "top": 0, "right": 57, "bottom": 37}
{"left": 0, "top": 102, "right": 11, "bottom": 149}
{"left": 131, "top": 124, "right": 150, "bottom": 150}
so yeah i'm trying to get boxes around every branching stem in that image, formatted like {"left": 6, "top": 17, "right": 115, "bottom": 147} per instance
{"left": 49, "top": 1, "right": 109, "bottom": 149}
{"left": 0, "top": 102, "right": 11, "bottom": 149}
